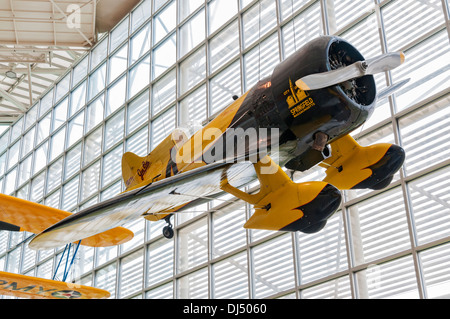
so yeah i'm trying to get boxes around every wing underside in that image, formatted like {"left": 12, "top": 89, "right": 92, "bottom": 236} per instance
{"left": 0, "top": 271, "right": 110, "bottom": 299}
{"left": 29, "top": 160, "right": 257, "bottom": 250}
{"left": 0, "top": 193, "right": 134, "bottom": 248}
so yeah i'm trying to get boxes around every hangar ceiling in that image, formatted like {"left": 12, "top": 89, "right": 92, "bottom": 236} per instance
{"left": 0, "top": 0, "right": 140, "bottom": 125}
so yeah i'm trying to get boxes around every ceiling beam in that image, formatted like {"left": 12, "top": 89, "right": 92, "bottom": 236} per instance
{"left": 0, "top": 67, "right": 66, "bottom": 75}
{"left": 0, "top": 86, "right": 27, "bottom": 112}
{"left": 49, "top": 0, "right": 94, "bottom": 46}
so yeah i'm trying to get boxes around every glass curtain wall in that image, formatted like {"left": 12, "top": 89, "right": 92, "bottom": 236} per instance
{"left": 1, "top": 0, "right": 450, "bottom": 299}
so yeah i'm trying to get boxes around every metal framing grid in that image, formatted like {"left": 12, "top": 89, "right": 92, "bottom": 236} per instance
{"left": 1, "top": 0, "right": 450, "bottom": 299}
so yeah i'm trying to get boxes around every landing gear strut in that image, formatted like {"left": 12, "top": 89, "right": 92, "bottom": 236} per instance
{"left": 162, "top": 215, "right": 174, "bottom": 239}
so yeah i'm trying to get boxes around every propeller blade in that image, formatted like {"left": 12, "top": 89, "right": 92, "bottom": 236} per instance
{"left": 376, "top": 78, "right": 410, "bottom": 101}
{"left": 296, "top": 52, "right": 405, "bottom": 90}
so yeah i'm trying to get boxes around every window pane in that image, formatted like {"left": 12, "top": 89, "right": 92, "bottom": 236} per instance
{"left": 127, "top": 91, "right": 149, "bottom": 134}
{"left": 348, "top": 187, "right": 411, "bottom": 265}
{"left": 86, "top": 95, "right": 104, "bottom": 133}
{"left": 209, "top": 20, "right": 239, "bottom": 74}
{"left": 30, "top": 171, "right": 45, "bottom": 202}
{"left": 70, "top": 81, "right": 87, "bottom": 117}
{"left": 244, "top": 32, "right": 279, "bottom": 90}
{"left": 25, "top": 104, "right": 37, "bottom": 130}
{"left": 10, "top": 118, "right": 23, "bottom": 143}
{"left": 18, "top": 155, "right": 32, "bottom": 187}
{"left": 420, "top": 243, "right": 450, "bottom": 299}
{"left": 109, "top": 43, "right": 128, "bottom": 84}
{"left": 131, "top": 0, "right": 151, "bottom": 33}
{"left": 95, "top": 263, "right": 117, "bottom": 299}
{"left": 39, "top": 89, "right": 54, "bottom": 117}
{"left": 33, "top": 141, "right": 48, "bottom": 174}
{"left": 213, "top": 252, "right": 248, "bottom": 298}
{"left": 210, "top": 60, "right": 241, "bottom": 115}
{"left": 179, "top": 85, "right": 207, "bottom": 126}
{"left": 126, "top": 126, "right": 148, "bottom": 156}
{"left": 151, "top": 69, "right": 176, "bottom": 116}
{"left": 399, "top": 95, "right": 450, "bottom": 176}
{"left": 102, "top": 144, "right": 123, "bottom": 187}
{"left": 5, "top": 167, "right": 17, "bottom": 195}
{"left": 62, "top": 175, "right": 79, "bottom": 211}
{"left": 147, "top": 238, "right": 174, "bottom": 286}
{"left": 409, "top": 166, "right": 450, "bottom": 246}
{"left": 84, "top": 127, "right": 102, "bottom": 166}
{"left": 325, "top": 0, "right": 373, "bottom": 34}
{"left": 279, "top": 0, "right": 311, "bottom": 21}
{"left": 180, "top": 47, "right": 206, "bottom": 96}
{"left": 88, "top": 63, "right": 106, "bottom": 100}
{"left": 281, "top": 2, "right": 322, "bottom": 58}
{"left": 81, "top": 161, "right": 100, "bottom": 201}
{"left": 36, "top": 112, "right": 51, "bottom": 145}
{"left": 297, "top": 212, "right": 347, "bottom": 285}
{"left": 21, "top": 126, "right": 35, "bottom": 158}
{"left": 130, "top": 23, "right": 151, "bottom": 65}
{"left": 128, "top": 55, "right": 150, "bottom": 99}
{"left": 212, "top": 202, "right": 247, "bottom": 258}
{"left": 45, "top": 189, "right": 60, "bottom": 209}
{"left": 252, "top": 234, "right": 295, "bottom": 298}
{"left": 208, "top": 0, "right": 237, "bottom": 35}
{"left": 178, "top": 267, "right": 208, "bottom": 298}
{"left": 101, "top": 180, "right": 122, "bottom": 201}
{"left": 55, "top": 73, "right": 70, "bottom": 103}
{"left": 104, "top": 110, "right": 124, "bottom": 151}
{"left": 242, "top": 0, "right": 277, "bottom": 49}
{"left": 391, "top": 30, "right": 450, "bottom": 112}
{"left": 72, "top": 56, "right": 88, "bottom": 87}
{"left": 47, "top": 157, "right": 63, "bottom": 194}
{"left": 301, "top": 276, "right": 352, "bottom": 299}
{"left": 67, "top": 111, "right": 84, "bottom": 148}
{"left": 179, "top": 9, "right": 205, "bottom": 58}
{"left": 146, "top": 282, "right": 173, "bottom": 298}
{"left": 90, "top": 38, "right": 108, "bottom": 71}
{"left": 49, "top": 126, "right": 66, "bottom": 161}
{"left": 177, "top": 218, "right": 208, "bottom": 273}
{"left": 7, "top": 140, "right": 20, "bottom": 170}
{"left": 382, "top": 0, "right": 444, "bottom": 52}
{"left": 151, "top": 107, "right": 175, "bottom": 149}
{"left": 106, "top": 75, "right": 127, "bottom": 116}
{"left": 65, "top": 143, "right": 81, "bottom": 180}
{"left": 54, "top": 94, "right": 68, "bottom": 125}
{"left": 355, "top": 256, "right": 419, "bottom": 298}
{"left": 153, "top": 1, "right": 176, "bottom": 44}
{"left": 110, "top": 17, "right": 129, "bottom": 53}
{"left": 179, "top": 0, "right": 203, "bottom": 22}
{"left": 152, "top": 34, "right": 176, "bottom": 79}
{"left": 119, "top": 249, "right": 144, "bottom": 298}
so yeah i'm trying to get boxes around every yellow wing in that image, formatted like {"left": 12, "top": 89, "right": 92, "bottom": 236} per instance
{"left": 0, "top": 193, "right": 133, "bottom": 248}
{"left": 0, "top": 271, "right": 110, "bottom": 299}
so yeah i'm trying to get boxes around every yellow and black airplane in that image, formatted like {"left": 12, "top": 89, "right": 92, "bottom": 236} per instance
{"left": 1, "top": 36, "right": 406, "bottom": 251}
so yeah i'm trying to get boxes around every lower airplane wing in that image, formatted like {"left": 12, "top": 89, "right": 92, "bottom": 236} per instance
{"left": 0, "top": 193, "right": 134, "bottom": 248}
{"left": 0, "top": 271, "right": 110, "bottom": 299}
{"left": 30, "top": 160, "right": 256, "bottom": 250}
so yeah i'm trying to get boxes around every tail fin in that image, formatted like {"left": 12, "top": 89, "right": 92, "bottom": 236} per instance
{"left": 122, "top": 152, "right": 149, "bottom": 190}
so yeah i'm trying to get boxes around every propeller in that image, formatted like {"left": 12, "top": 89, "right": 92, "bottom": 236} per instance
{"left": 296, "top": 51, "right": 405, "bottom": 91}
{"left": 376, "top": 78, "right": 410, "bottom": 101}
